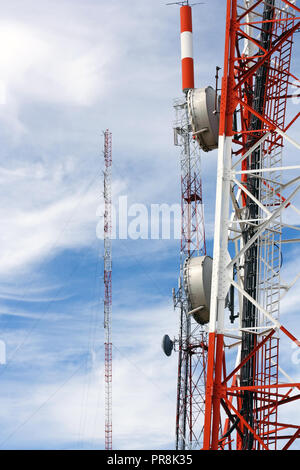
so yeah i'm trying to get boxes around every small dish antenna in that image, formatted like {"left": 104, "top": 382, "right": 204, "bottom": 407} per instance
{"left": 162, "top": 334, "right": 174, "bottom": 357}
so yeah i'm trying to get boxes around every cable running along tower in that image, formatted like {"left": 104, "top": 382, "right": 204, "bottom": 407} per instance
{"left": 165, "top": 0, "right": 300, "bottom": 451}
{"left": 103, "top": 129, "right": 112, "bottom": 450}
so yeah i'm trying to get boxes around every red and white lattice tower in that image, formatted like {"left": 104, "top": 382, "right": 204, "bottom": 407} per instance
{"left": 202, "top": 0, "right": 300, "bottom": 450}
{"left": 168, "top": 0, "right": 300, "bottom": 451}
{"left": 103, "top": 129, "right": 112, "bottom": 450}
{"left": 171, "top": 2, "right": 208, "bottom": 450}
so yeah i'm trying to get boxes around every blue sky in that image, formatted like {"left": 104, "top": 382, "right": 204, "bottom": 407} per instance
{"left": 0, "top": 0, "right": 299, "bottom": 450}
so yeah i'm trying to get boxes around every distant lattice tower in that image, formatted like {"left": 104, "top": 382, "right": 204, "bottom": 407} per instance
{"left": 103, "top": 129, "right": 112, "bottom": 450}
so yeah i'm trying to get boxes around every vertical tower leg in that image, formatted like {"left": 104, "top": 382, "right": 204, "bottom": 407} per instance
{"left": 203, "top": 135, "right": 233, "bottom": 450}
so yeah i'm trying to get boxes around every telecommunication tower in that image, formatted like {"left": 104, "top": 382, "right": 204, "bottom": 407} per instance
{"left": 203, "top": 0, "right": 300, "bottom": 450}
{"left": 164, "top": 0, "right": 300, "bottom": 451}
{"left": 163, "top": 2, "right": 210, "bottom": 450}
{"left": 103, "top": 129, "right": 112, "bottom": 450}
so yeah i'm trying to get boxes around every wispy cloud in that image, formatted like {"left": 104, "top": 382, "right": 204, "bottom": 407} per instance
{"left": 0, "top": 0, "right": 299, "bottom": 451}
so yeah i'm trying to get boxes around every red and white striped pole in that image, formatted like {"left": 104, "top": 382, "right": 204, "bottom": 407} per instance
{"left": 180, "top": 5, "right": 195, "bottom": 92}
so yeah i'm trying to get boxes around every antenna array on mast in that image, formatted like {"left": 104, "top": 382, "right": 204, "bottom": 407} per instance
{"left": 171, "top": 3, "right": 208, "bottom": 450}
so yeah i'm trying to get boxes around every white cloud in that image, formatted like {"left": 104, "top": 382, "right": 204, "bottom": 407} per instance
{"left": 0, "top": 179, "right": 97, "bottom": 275}
{"left": 0, "top": 301, "right": 178, "bottom": 450}
{"left": 0, "top": 19, "right": 112, "bottom": 115}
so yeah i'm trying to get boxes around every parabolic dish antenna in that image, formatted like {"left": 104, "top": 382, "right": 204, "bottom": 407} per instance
{"left": 162, "top": 334, "right": 174, "bottom": 357}
{"left": 183, "top": 255, "right": 213, "bottom": 325}
{"left": 187, "top": 86, "right": 220, "bottom": 152}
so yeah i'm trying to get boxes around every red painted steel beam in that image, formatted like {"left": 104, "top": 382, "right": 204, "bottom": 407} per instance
{"left": 282, "top": 428, "right": 300, "bottom": 450}
{"left": 239, "top": 16, "right": 300, "bottom": 27}
{"left": 220, "top": 398, "right": 244, "bottom": 440}
{"left": 281, "top": 0, "right": 300, "bottom": 13}
{"left": 280, "top": 325, "right": 300, "bottom": 347}
{"left": 237, "top": 28, "right": 268, "bottom": 53}
{"left": 211, "top": 334, "right": 225, "bottom": 450}
{"left": 224, "top": 397, "right": 269, "bottom": 450}
{"left": 276, "top": 422, "right": 300, "bottom": 429}
{"left": 237, "top": 96, "right": 276, "bottom": 130}
{"left": 227, "top": 390, "right": 291, "bottom": 400}
{"left": 234, "top": 21, "right": 300, "bottom": 91}
{"left": 228, "top": 383, "right": 300, "bottom": 392}
{"left": 223, "top": 330, "right": 276, "bottom": 385}
{"left": 256, "top": 394, "right": 300, "bottom": 413}
{"left": 237, "top": 0, "right": 264, "bottom": 21}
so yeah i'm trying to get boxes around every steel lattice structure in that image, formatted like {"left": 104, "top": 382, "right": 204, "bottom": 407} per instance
{"left": 172, "top": 4, "right": 208, "bottom": 450}
{"left": 203, "top": 0, "right": 300, "bottom": 450}
{"left": 173, "top": 99, "right": 207, "bottom": 450}
{"left": 103, "top": 129, "right": 112, "bottom": 450}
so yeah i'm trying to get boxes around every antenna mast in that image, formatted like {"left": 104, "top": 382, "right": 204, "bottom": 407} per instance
{"left": 171, "top": 4, "right": 208, "bottom": 450}
{"left": 103, "top": 129, "right": 112, "bottom": 451}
